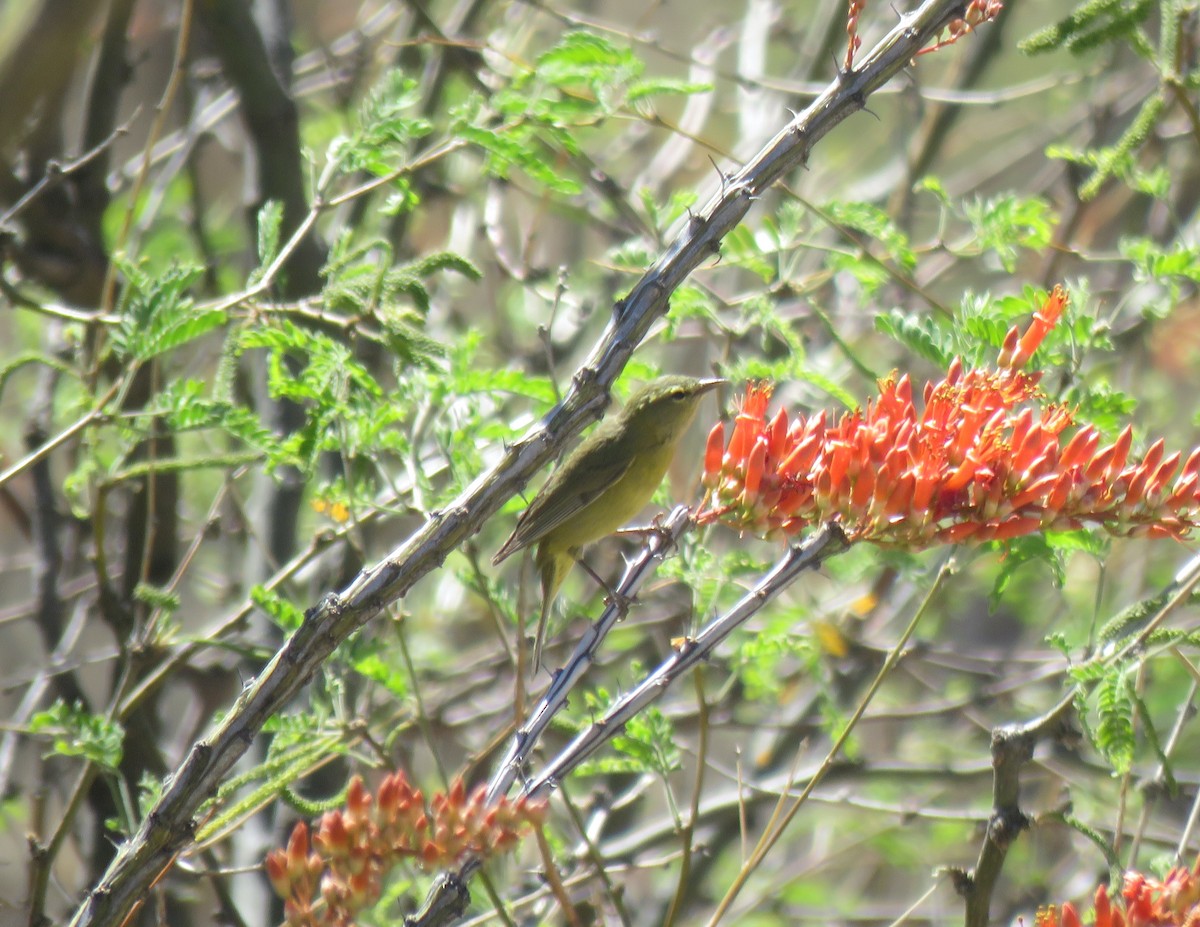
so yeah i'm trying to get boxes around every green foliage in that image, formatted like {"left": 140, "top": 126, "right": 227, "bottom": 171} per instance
{"left": 611, "top": 707, "right": 682, "bottom": 779}
{"left": 148, "top": 378, "right": 285, "bottom": 461}
{"left": 349, "top": 70, "right": 433, "bottom": 176}
{"left": 963, "top": 195, "right": 1057, "bottom": 273}
{"left": 731, "top": 614, "right": 816, "bottom": 702}
{"left": 1068, "top": 649, "right": 1175, "bottom": 779}
{"left": 1121, "top": 236, "right": 1200, "bottom": 320}
{"left": 1093, "top": 665, "right": 1136, "bottom": 773}
{"left": 132, "top": 582, "right": 181, "bottom": 617}
{"left": 824, "top": 200, "right": 917, "bottom": 293}
{"left": 722, "top": 226, "right": 778, "bottom": 283}
{"left": 1097, "top": 591, "right": 1166, "bottom": 642}
{"left": 348, "top": 637, "right": 410, "bottom": 699}
{"left": 321, "top": 234, "right": 476, "bottom": 369}
{"left": 1047, "top": 144, "right": 1170, "bottom": 200}
{"left": 14, "top": 6, "right": 1200, "bottom": 924}
{"left": 569, "top": 686, "right": 682, "bottom": 779}
{"left": 29, "top": 701, "right": 123, "bottom": 773}
{"left": 875, "top": 309, "right": 954, "bottom": 368}
{"left": 198, "top": 730, "right": 348, "bottom": 843}
{"left": 255, "top": 200, "right": 284, "bottom": 273}
{"left": 1078, "top": 94, "right": 1166, "bottom": 200}
{"left": 236, "top": 320, "right": 415, "bottom": 475}
{"left": 281, "top": 780, "right": 351, "bottom": 817}
{"left": 451, "top": 31, "right": 708, "bottom": 196}
{"left": 1021, "top": 0, "right": 1155, "bottom": 57}
{"left": 1062, "top": 379, "right": 1137, "bottom": 438}
{"left": 877, "top": 286, "right": 1037, "bottom": 369}
{"left": 523, "top": 31, "right": 709, "bottom": 116}
{"left": 1055, "top": 811, "right": 1124, "bottom": 871}
{"left": 722, "top": 294, "right": 859, "bottom": 409}
{"left": 253, "top": 585, "right": 306, "bottom": 633}
{"left": 111, "top": 260, "right": 226, "bottom": 362}
{"left": 639, "top": 188, "right": 699, "bottom": 233}
{"left": 988, "top": 530, "right": 1107, "bottom": 609}
{"left": 1022, "top": 2, "right": 1182, "bottom": 198}
{"left": 135, "top": 772, "right": 165, "bottom": 822}
{"left": 0, "top": 351, "right": 81, "bottom": 404}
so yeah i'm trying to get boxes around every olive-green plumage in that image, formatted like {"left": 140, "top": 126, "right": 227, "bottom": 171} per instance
{"left": 493, "top": 375, "right": 723, "bottom": 669}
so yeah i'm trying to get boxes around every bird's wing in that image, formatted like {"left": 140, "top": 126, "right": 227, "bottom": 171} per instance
{"left": 493, "top": 426, "right": 632, "bottom": 562}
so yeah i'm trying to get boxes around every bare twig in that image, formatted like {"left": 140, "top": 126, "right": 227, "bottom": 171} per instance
{"left": 0, "top": 122, "right": 132, "bottom": 232}
{"left": 706, "top": 551, "right": 953, "bottom": 925}
{"left": 958, "top": 694, "right": 1077, "bottom": 927}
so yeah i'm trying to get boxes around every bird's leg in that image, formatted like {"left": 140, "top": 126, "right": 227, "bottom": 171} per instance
{"left": 574, "top": 555, "right": 635, "bottom": 616}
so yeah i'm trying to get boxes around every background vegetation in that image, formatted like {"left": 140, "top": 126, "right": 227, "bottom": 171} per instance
{"left": 0, "top": 1, "right": 1197, "bottom": 925}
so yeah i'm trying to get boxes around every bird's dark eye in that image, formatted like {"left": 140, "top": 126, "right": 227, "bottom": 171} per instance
{"left": 670, "top": 389, "right": 687, "bottom": 401}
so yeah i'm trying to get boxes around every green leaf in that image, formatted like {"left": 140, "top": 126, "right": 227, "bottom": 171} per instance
{"left": 199, "top": 731, "right": 345, "bottom": 843}
{"left": 1020, "top": 0, "right": 1153, "bottom": 56}
{"left": 732, "top": 622, "right": 813, "bottom": 702}
{"left": 534, "top": 31, "right": 643, "bottom": 106}
{"left": 875, "top": 310, "right": 954, "bottom": 367}
{"left": 611, "top": 708, "right": 681, "bottom": 778}
{"left": 149, "top": 378, "right": 285, "bottom": 462}
{"left": 722, "top": 226, "right": 776, "bottom": 282}
{"left": 112, "top": 260, "right": 225, "bottom": 362}
{"left": 1095, "top": 666, "right": 1135, "bottom": 774}
{"left": 627, "top": 77, "right": 712, "bottom": 103}
{"left": 1049, "top": 145, "right": 1169, "bottom": 200}
{"left": 455, "top": 122, "right": 583, "bottom": 195}
{"left": 826, "top": 200, "right": 917, "bottom": 274}
{"left": 132, "top": 582, "right": 181, "bottom": 616}
{"left": 350, "top": 640, "right": 409, "bottom": 699}
{"left": 29, "top": 701, "right": 123, "bottom": 772}
{"left": 339, "top": 69, "right": 432, "bottom": 178}
{"left": 255, "top": 200, "right": 284, "bottom": 271}
{"left": 989, "top": 534, "right": 1066, "bottom": 609}
{"left": 252, "top": 585, "right": 305, "bottom": 633}
{"left": 963, "top": 194, "right": 1056, "bottom": 272}
{"left": 1080, "top": 94, "right": 1166, "bottom": 200}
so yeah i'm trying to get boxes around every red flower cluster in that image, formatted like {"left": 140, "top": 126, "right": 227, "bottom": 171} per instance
{"left": 918, "top": 0, "right": 1006, "bottom": 56}
{"left": 265, "top": 772, "right": 547, "bottom": 927}
{"left": 1035, "top": 857, "right": 1200, "bottom": 926}
{"left": 700, "top": 287, "right": 1200, "bottom": 548}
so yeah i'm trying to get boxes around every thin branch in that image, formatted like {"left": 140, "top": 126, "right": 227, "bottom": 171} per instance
{"left": 706, "top": 551, "right": 953, "bottom": 925}
{"left": 960, "top": 694, "right": 1077, "bottom": 927}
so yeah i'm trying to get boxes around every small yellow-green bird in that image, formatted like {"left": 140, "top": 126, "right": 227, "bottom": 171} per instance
{"left": 493, "top": 375, "right": 724, "bottom": 670}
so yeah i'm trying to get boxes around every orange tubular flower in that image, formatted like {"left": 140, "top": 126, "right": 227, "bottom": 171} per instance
{"left": 1033, "top": 857, "right": 1200, "bottom": 927}
{"left": 700, "top": 287, "right": 1200, "bottom": 548}
{"left": 266, "top": 772, "right": 548, "bottom": 927}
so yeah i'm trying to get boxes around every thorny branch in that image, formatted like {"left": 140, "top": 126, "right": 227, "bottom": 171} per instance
{"left": 522, "top": 522, "right": 848, "bottom": 799}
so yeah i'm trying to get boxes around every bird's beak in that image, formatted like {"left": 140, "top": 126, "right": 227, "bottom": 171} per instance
{"left": 695, "top": 377, "right": 726, "bottom": 394}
